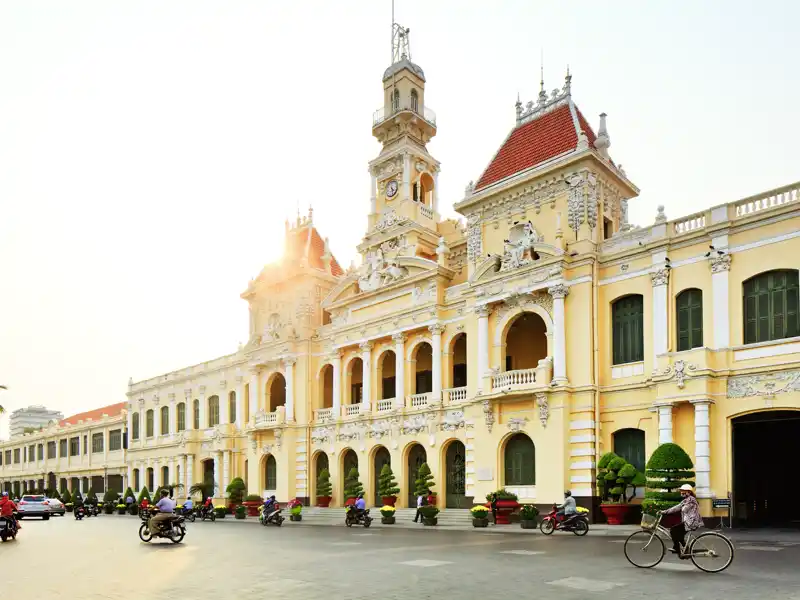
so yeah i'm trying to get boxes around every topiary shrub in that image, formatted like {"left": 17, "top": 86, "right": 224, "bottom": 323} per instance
{"left": 73, "top": 492, "right": 84, "bottom": 506}
{"left": 138, "top": 486, "right": 151, "bottom": 504}
{"left": 103, "top": 489, "right": 119, "bottom": 504}
{"left": 123, "top": 487, "right": 135, "bottom": 503}
{"left": 642, "top": 443, "right": 695, "bottom": 515}
{"left": 414, "top": 463, "right": 435, "bottom": 497}
{"left": 86, "top": 488, "right": 98, "bottom": 504}
{"left": 378, "top": 464, "right": 400, "bottom": 499}
{"left": 226, "top": 477, "right": 246, "bottom": 504}
{"left": 60, "top": 488, "right": 72, "bottom": 505}
{"left": 316, "top": 468, "right": 332, "bottom": 497}
{"left": 597, "top": 452, "right": 646, "bottom": 503}
{"left": 486, "top": 489, "right": 519, "bottom": 502}
{"left": 343, "top": 468, "right": 363, "bottom": 500}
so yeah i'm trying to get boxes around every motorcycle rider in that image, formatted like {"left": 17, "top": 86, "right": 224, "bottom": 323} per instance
{"left": 0, "top": 492, "right": 20, "bottom": 532}
{"left": 149, "top": 489, "right": 177, "bottom": 533}
{"left": 182, "top": 496, "right": 194, "bottom": 517}
{"left": 556, "top": 490, "right": 577, "bottom": 524}
{"left": 352, "top": 492, "right": 367, "bottom": 521}
{"left": 201, "top": 495, "right": 213, "bottom": 518}
{"left": 262, "top": 495, "right": 277, "bottom": 521}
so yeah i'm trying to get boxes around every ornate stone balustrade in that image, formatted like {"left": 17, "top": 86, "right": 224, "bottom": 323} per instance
{"left": 314, "top": 408, "right": 333, "bottom": 422}
{"left": 408, "top": 393, "right": 431, "bottom": 408}
{"left": 376, "top": 399, "right": 394, "bottom": 413}
{"left": 443, "top": 387, "right": 467, "bottom": 403}
{"left": 492, "top": 368, "right": 537, "bottom": 390}
{"left": 343, "top": 404, "right": 362, "bottom": 417}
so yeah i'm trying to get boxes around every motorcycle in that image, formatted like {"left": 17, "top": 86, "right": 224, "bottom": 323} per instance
{"left": 139, "top": 508, "right": 186, "bottom": 544}
{"left": 345, "top": 506, "right": 372, "bottom": 528}
{"left": 85, "top": 504, "right": 99, "bottom": 517}
{"left": 259, "top": 504, "right": 285, "bottom": 527}
{"left": 539, "top": 504, "right": 589, "bottom": 536}
{"left": 197, "top": 505, "right": 216, "bottom": 522}
{"left": 176, "top": 506, "right": 196, "bottom": 522}
{"left": 74, "top": 505, "right": 87, "bottom": 520}
{"left": 0, "top": 514, "right": 19, "bottom": 542}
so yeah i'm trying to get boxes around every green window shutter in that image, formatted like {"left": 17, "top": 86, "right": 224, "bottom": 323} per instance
{"left": 690, "top": 292, "right": 703, "bottom": 348}
{"left": 677, "top": 289, "right": 703, "bottom": 351}
{"left": 504, "top": 435, "right": 535, "bottom": 485}
{"left": 787, "top": 272, "right": 799, "bottom": 337}
{"left": 744, "top": 283, "right": 757, "bottom": 344}
{"left": 612, "top": 295, "right": 644, "bottom": 364}
{"left": 757, "top": 280, "right": 770, "bottom": 343}
{"left": 677, "top": 292, "right": 690, "bottom": 352}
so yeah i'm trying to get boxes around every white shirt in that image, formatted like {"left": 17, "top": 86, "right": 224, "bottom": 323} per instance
{"left": 417, "top": 495, "right": 424, "bottom": 508}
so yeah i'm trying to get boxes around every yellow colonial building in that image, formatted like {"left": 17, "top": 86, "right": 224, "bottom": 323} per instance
{"left": 124, "top": 28, "right": 799, "bottom": 525}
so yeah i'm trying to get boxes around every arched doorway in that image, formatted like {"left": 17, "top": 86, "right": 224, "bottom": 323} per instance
{"left": 314, "top": 452, "right": 329, "bottom": 501}
{"left": 373, "top": 446, "right": 391, "bottom": 506}
{"left": 733, "top": 410, "right": 800, "bottom": 526}
{"left": 341, "top": 449, "right": 358, "bottom": 503}
{"left": 444, "top": 441, "right": 466, "bottom": 508}
{"left": 503, "top": 433, "right": 536, "bottom": 487}
{"left": 267, "top": 373, "right": 287, "bottom": 412}
{"left": 47, "top": 472, "right": 56, "bottom": 492}
{"left": 264, "top": 455, "right": 277, "bottom": 492}
{"left": 202, "top": 459, "right": 215, "bottom": 497}
{"left": 451, "top": 334, "right": 467, "bottom": 388}
{"left": 406, "top": 444, "right": 427, "bottom": 507}
{"left": 504, "top": 312, "right": 548, "bottom": 371}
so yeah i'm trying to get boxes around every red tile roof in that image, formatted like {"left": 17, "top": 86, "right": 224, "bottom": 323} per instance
{"left": 474, "top": 103, "right": 597, "bottom": 191}
{"left": 283, "top": 224, "right": 343, "bottom": 276}
{"left": 60, "top": 402, "right": 126, "bottom": 426}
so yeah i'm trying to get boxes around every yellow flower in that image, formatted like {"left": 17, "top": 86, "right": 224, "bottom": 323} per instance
{"left": 381, "top": 505, "right": 396, "bottom": 512}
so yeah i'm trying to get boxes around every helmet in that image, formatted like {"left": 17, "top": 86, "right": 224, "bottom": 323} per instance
{"left": 679, "top": 484, "right": 694, "bottom": 492}
{"left": 564, "top": 490, "right": 572, "bottom": 498}
{"left": 161, "top": 489, "right": 169, "bottom": 497}
{"left": 357, "top": 493, "right": 364, "bottom": 499}
{"left": 1, "top": 492, "right": 7, "bottom": 497}
{"left": 270, "top": 495, "right": 276, "bottom": 500}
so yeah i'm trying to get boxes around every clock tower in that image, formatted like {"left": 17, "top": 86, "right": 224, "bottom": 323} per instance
{"left": 368, "top": 23, "right": 439, "bottom": 236}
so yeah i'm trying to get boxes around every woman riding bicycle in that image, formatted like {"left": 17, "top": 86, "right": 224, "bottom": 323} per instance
{"left": 660, "top": 483, "right": 704, "bottom": 558}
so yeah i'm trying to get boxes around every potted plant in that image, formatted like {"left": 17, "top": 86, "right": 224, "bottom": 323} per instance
{"left": 377, "top": 464, "right": 400, "bottom": 507}
{"left": 288, "top": 498, "right": 303, "bottom": 521}
{"left": 380, "top": 505, "right": 396, "bottom": 524}
{"left": 471, "top": 505, "right": 490, "bottom": 527}
{"left": 343, "top": 467, "right": 363, "bottom": 506}
{"left": 122, "top": 487, "right": 135, "bottom": 513}
{"left": 213, "top": 505, "right": 227, "bottom": 519}
{"left": 414, "top": 463, "right": 437, "bottom": 525}
{"left": 316, "top": 468, "right": 332, "bottom": 507}
{"left": 243, "top": 494, "right": 263, "bottom": 517}
{"left": 642, "top": 442, "right": 695, "bottom": 528}
{"left": 519, "top": 504, "right": 540, "bottom": 529}
{"left": 103, "top": 490, "right": 118, "bottom": 514}
{"left": 138, "top": 486, "right": 152, "bottom": 506}
{"left": 116, "top": 503, "right": 127, "bottom": 515}
{"left": 485, "top": 489, "right": 519, "bottom": 524}
{"left": 235, "top": 505, "right": 246, "bottom": 519}
{"left": 597, "top": 452, "right": 644, "bottom": 525}
{"left": 61, "top": 488, "right": 73, "bottom": 512}
{"left": 226, "top": 477, "right": 246, "bottom": 510}
{"left": 419, "top": 505, "right": 439, "bottom": 526}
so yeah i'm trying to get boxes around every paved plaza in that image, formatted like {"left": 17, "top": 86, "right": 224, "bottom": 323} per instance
{"left": 6, "top": 515, "right": 800, "bottom": 600}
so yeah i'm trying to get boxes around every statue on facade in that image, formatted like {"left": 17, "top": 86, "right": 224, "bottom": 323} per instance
{"left": 500, "top": 221, "right": 543, "bottom": 271}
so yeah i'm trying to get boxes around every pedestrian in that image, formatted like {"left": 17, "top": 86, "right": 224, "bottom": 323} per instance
{"left": 490, "top": 492, "right": 498, "bottom": 525}
{"left": 413, "top": 492, "right": 425, "bottom": 523}
{"left": 426, "top": 490, "right": 435, "bottom": 508}
{"left": 126, "top": 494, "right": 134, "bottom": 506}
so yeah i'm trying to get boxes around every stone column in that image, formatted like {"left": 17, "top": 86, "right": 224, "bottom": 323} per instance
{"left": 710, "top": 254, "right": 732, "bottom": 349}
{"left": 168, "top": 457, "right": 175, "bottom": 488}
{"left": 235, "top": 376, "right": 245, "bottom": 429}
{"left": 127, "top": 402, "right": 134, "bottom": 445}
{"left": 331, "top": 352, "right": 342, "bottom": 418}
{"left": 223, "top": 450, "right": 231, "bottom": 497}
{"left": 475, "top": 305, "right": 490, "bottom": 391}
{"left": 429, "top": 325, "right": 444, "bottom": 402}
{"left": 185, "top": 454, "right": 194, "bottom": 495}
{"left": 692, "top": 400, "right": 712, "bottom": 498}
{"left": 360, "top": 342, "right": 373, "bottom": 411}
{"left": 138, "top": 398, "right": 145, "bottom": 440}
{"left": 213, "top": 451, "right": 221, "bottom": 498}
{"left": 249, "top": 368, "right": 260, "bottom": 423}
{"left": 658, "top": 404, "right": 673, "bottom": 444}
{"left": 168, "top": 393, "right": 176, "bottom": 437}
{"left": 402, "top": 152, "right": 411, "bottom": 203}
{"left": 283, "top": 358, "right": 296, "bottom": 422}
{"left": 548, "top": 284, "right": 569, "bottom": 384}
{"left": 198, "top": 386, "right": 206, "bottom": 430}
{"left": 433, "top": 170, "right": 439, "bottom": 215}
{"left": 127, "top": 464, "right": 132, "bottom": 491}
{"left": 153, "top": 396, "right": 160, "bottom": 441}
{"left": 219, "top": 380, "right": 229, "bottom": 426}
{"left": 184, "top": 389, "right": 193, "bottom": 430}
{"left": 369, "top": 172, "right": 377, "bottom": 214}
{"left": 392, "top": 333, "right": 406, "bottom": 409}
{"left": 651, "top": 268, "right": 669, "bottom": 368}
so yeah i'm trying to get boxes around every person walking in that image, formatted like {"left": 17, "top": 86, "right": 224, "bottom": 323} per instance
{"left": 490, "top": 492, "right": 498, "bottom": 525}
{"left": 413, "top": 492, "right": 425, "bottom": 523}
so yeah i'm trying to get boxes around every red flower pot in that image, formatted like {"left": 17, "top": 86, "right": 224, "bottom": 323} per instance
{"left": 381, "top": 496, "right": 397, "bottom": 507}
{"left": 485, "top": 499, "right": 519, "bottom": 524}
{"left": 600, "top": 503, "right": 631, "bottom": 525}
{"left": 317, "top": 496, "right": 332, "bottom": 508}
{"left": 242, "top": 501, "right": 261, "bottom": 517}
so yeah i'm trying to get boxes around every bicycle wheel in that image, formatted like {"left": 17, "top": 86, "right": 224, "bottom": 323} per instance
{"left": 624, "top": 531, "right": 665, "bottom": 568}
{"left": 689, "top": 532, "right": 734, "bottom": 573}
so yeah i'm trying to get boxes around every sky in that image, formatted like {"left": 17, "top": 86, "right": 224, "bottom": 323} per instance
{"left": 1, "top": 0, "right": 798, "bottom": 437}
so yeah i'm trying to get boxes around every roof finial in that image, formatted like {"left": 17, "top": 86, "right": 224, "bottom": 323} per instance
{"left": 515, "top": 92, "right": 522, "bottom": 119}
{"left": 564, "top": 65, "right": 572, "bottom": 95}
{"left": 538, "top": 49, "right": 548, "bottom": 104}
{"left": 307, "top": 204, "right": 314, "bottom": 225}
{"left": 595, "top": 112, "right": 611, "bottom": 158}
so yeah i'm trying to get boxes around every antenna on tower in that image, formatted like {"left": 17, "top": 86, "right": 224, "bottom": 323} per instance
{"left": 391, "top": 0, "right": 411, "bottom": 64}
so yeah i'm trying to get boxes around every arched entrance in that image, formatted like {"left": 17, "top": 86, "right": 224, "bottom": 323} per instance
{"left": 202, "top": 459, "right": 215, "bottom": 497}
{"left": 406, "top": 444, "right": 427, "bottom": 507}
{"left": 263, "top": 455, "right": 277, "bottom": 492}
{"left": 503, "top": 312, "right": 548, "bottom": 371}
{"left": 314, "top": 452, "right": 329, "bottom": 501}
{"left": 47, "top": 472, "right": 56, "bottom": 492}
{"left": 341, "top": 449, "right": 358, "bottom": 502}
{"left": 373, "top": 446, "right": 391, "bottom": 506}
{"left": 733, "top": 410, "right": 800, "bottom": 526}
{"left": 444, "top": 440, "right": 466, "bottom": 508}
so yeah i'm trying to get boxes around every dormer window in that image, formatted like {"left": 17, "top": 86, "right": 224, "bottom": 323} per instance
{"left": 410, "top": 89, "right": 418, "bottom": 112}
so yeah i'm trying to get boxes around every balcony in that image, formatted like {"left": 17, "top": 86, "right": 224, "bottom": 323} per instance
{"left": 489, "top": 359, "right": 552, "bottom": 394}
{"left": 408, "top": 393, "right": 431, "bottom": 409}
{"left": 314, "top": 408, "right": 333, "bottom": 423}
{"left": 373, "top": 104, "right": 436, "bottom": 128}
{"left": 254, "top": 407, "right": 284, "bottom": 429}
{"left": 443, "top": 387, "right": 467, "bottom": 403}
{"left": 343, "top": 404, "right": 363, "bottom": 417}
{"left": 376, "top": 399, "right": 395, "bottom": 413}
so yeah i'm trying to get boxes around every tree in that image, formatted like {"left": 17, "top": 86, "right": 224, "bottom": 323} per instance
{"left": 122, "top": 487, "right": 135, "bottom": 502}
{"left": 377, "top": 464, "right": 399, "bottom": 498}
{"left": 60, "top": 487, "right": 72, "bottom": 504}
{"left": 103, "top": 489, "right": 118, "bottom": 503}
{"left": 343, "top": 468, "right": 363, "bottom": 499}
{"left": 226, "top": 477, "right": 246, "bottom": 504}
{"left": 642, "top": 442, "right": 696, "bottom": 515}
{"left": 316, "top": 468, "right": 332, "bottom": 497}
{"left": 189, "top": 482, "right": 214, "bottom": 501}
{"left": 137, "top": 486, "right": 152, "bottom": 504}
{"left": 86, "top": 487, "right": 98, "bottom": 503}
{"left": 414, "top": 463, "right": 435, "bottom": 497}
{"left": 597, "top": 452, "right": 645, "bottom": 503}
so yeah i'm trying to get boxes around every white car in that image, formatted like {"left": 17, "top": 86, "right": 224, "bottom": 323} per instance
{"left": 17, "top": 495, "right": 51, "bottom": 520}
{"left": 45, "top": 497, "right": 66, "bottom": 516}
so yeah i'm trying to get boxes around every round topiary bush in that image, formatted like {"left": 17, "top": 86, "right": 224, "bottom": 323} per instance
{"left": 642, "top": 442, "right": 695, "bottom": 515}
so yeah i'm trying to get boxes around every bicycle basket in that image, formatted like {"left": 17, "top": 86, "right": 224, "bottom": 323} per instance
{"left": 640, "top": 514, "right": 658, "bottom": 530}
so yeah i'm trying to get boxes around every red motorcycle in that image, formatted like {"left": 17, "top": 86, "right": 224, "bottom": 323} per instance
{"left": 539, "top": 504, "right": 589, "bottom": 536}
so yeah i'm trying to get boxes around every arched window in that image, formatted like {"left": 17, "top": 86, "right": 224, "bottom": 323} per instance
{"left": 161, "top": 466, "right": 169, "bottom": 486}
{"left": 228, "top": 391, "right": 236, "bottom": 424}
{"left": 208, "top": 395, "right": 220, "bottom": 427}
{"left": 146, "top": 467, "right": 154, "bottom": 491}
{"left": 177, "top": 402, "right": 186, "bottom": 431}
{"left": 265, "top": 455, "right": 277, "bottom": 490}
{"left": 504, "top": 433, "right": 535, "bottom": 485}
{"left": 613, "top": 428, "right": 646, "bottom": 472}
{"left": 410, "top": 89, "right": 418, "bottom": 112}
{"left": 193, "top": 399, "right": 200, "bottom": 430}
{"left": 160, "top": 406, "right": 169, "bottom": 435}
{"left": 677, "top": 288, "right": 703, "bottom": 351}
{"left": 744, "top": 270, "right": 799, "bottom": 344}
{"left": 133, "top": 469, "right": 140, "bottom": 491}
{"left": 392, "top": 89, "right": 400, "bottom": 112}
{"left": 145, "top": 409, "right": 154, "bottom": 438}
{"left": 612, "top": 295, "right": 644, "bottom": 365}
{"left": 132, "top": 413, "right": 140, "bottom": 440}
{"left": 268, "top": 375, "right": 286, "bottom": 412}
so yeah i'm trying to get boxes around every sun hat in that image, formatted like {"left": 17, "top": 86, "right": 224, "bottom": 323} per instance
{"left": 679, "top": 484, "right": 694, "bottom": 491}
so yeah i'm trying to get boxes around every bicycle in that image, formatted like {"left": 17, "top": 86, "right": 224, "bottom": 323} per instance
{"left": 624, "top": 513, "right": 734, "bottom": 573}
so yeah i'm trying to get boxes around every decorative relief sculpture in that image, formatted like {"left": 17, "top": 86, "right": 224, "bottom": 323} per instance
{"left": 548, "top": 283, "right": 569, "bottom": 300}
{"left": 500, "top": 222, "right": 544, "bottom": 271}
{"left": 373, "top": 209, "right": 408, "bottom": 232}
{"left": 412, "top": 281, "right": 437, "bottom": 303}
{"left": 483, "top": 399, "right": 495, "bottom": 433}
{"left": 402, "top": 414, "right": 435, "bottom": 435}
{"left": 311, "top": 427, "right": 333, "bottom": 446}
{"left": 567, "top": 173, "right": 586, "bottom": 233}
{"left": 662, "top": 360, "right": 697, "bottom": 389}
{"left": 650, "top": 268, "right": 670, "bottom": 287}
{"left": 709, "top": 253, "right": 732, "bottom": 273}
{"left": 274, "top": 428, "right": 283, "bottom": 450}
{"left": 367, "top": 419, "right": 397, "bottom": 439}
{"left": 337, "top": 422, "right": 362, "bottom": 442}
{"left": 507, "top": 417, "right": 528, "bottom": 432}
{"left": 440, "top": 410, "right": 466, "bottom": 432}
{"left": 358, "top": 249, "right": 409, "bottom": 292}
{"left": 466, "top": 212, "right": 483, "bottom": 265}
{"left": 727, "top": 370, "right": 800, "bottom": 399}
{"left": 535, "top": 393, "right": 549, "bottom": 427}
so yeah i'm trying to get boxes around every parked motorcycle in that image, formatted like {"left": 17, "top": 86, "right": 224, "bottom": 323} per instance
{"left": 345, "top": 506, "right": 372, "bottom": 528}
{"left": 539, "top": 504, "right": 589, "bottom": 536}
{"left": 74, "top": 506, "right": 87, "bottom": 520}
{"left": 85, "top": 504, "right": 99, "bottom": 517}
{"left": 139, "top": 508, "right": 186, "bottom": 544}
{"left": 0, "top": 514, "right": 19, "bottom": 542}
{"left": 259, "top": 504, "right": 285, "bottom": 527}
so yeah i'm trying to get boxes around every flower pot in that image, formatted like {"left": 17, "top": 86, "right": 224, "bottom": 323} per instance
{"left": 117, "top": 507, "right": 127, "bottom": 515}
{"left": 472, "top": 518, "right": 489, "bottom": 528}
{"left": 128, "top": 504, "right": 138, "bottom": 515}
{"left": 235, "top": 512, "right": 246, "bottom": 520}
{"left": 66, "top": 505, "right": 74, "bottom": 513}
{"left": 381, "top": 496, "right": 397, "bottom": 507}
{"left": 381, "top": 516, "right": 396, "bottom": 524}
{"left": 317, "top": 496, "right": 332, "bottom": 508}
{"left": 600, "top": 503, "right": 631, "bottom": 525}
{"left": 290, "top": 514, "right": 302, "bottom": 522}
{"left": 104, "top": 504, "right": 115, "bottom": 514}
{"left": 243, "top": 501, "right": 261, "bottom": 517}
{"left": 520, "top": 520, "right": 537, "bottom": 529}
{"left": 422, "top": 516, "right": 438, "bottom": 526}
{"left": 485, "top": 500, "right": 519, "bottom": 525}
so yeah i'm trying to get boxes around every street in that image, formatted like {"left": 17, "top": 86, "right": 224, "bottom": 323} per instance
{"left": 5, "top": 516, "right": 800, "bottom": 600}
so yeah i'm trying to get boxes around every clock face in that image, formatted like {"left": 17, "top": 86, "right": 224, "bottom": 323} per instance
{"left": 385, "top": 180, "right": 398, "bottom": 198}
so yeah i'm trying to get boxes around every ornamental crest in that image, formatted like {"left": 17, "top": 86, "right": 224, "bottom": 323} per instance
{"left": 535, "top": 393, "right": 549, "bottom": 428}
{"left": 402, "top": 414, "right": 435, "bottom": 435}
{"left": 440, "top": 410, "right": 466, "bottom": 432}
{"left": 727, "top": 370, "right": 800, "bottom": 399}
{"left": 507, "top": 417, "right": 528, "bottom": 432}
{"left": 483, "top": 399, "right": 495, "bottom": 433}
{"left": 663, "top": 360, "right": 697, "bottom": 389}
{"left": 311, "top": 426, "right": 333, "bottom": 446}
